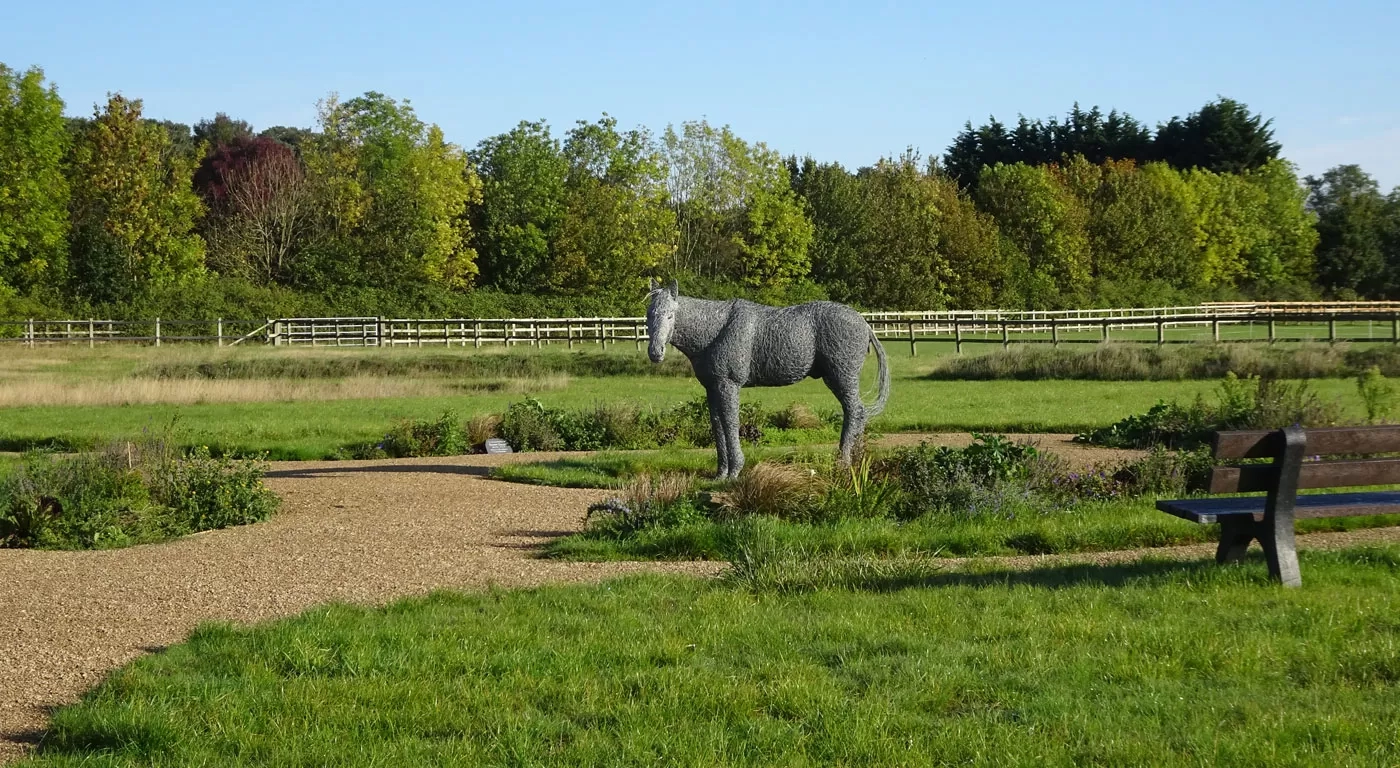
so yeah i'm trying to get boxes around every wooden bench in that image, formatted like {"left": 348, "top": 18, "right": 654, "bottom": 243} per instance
{"left": 1156, "top": 424, "right": 1400, "bottom": 587}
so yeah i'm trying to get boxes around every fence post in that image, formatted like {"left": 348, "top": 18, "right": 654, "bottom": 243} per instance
{"left": 217, "top": 318, "right": 223, "bottom": 347}
{"left": 1393, "top": 314, "right": 1398, "bottom": 346}
{"left": 1329, "top": 316, "right": 1337, "bottom": 344}
{"left": 954, "top": 319, "right": 962, "bottom": 355}
{"left": 26, "top": 318, "right": 33, "bottom": 348}
{"left": 635, "top": 321, "right": 642, "bottom": 352}
{"left": 1051, "top": 319, "right": 1059, "bottom": 348}
{"left": 155, "top": 317, "right": 161, "bottom": 347}
{"left": 1101, "top": 318, "right": 1109, "bottom": 343}
{"left": 598, "top": 319, "right": 605, "bottom": 348}
{"left": 89, "top": 318, "right": 95, "bottom": 349}
{"left": 909, "top": 321, "right": 917, "bottom": 356}
{"left": 1269, "top": 318, "right": 1277, "bottom": 344}
{"left": 1001, "top": 321, "right": 1009, "bottom": 349}
{"left": 1212, "top": 319, "right": 1220, "bottom": 342}
{"left": 534, "top": 320, "right": 541, "bottom": 348}
{"left": 1156, "top": 319, "right": 1165, "bottom": 346}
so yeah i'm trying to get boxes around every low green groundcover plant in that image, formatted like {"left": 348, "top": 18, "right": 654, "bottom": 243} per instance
{"left": 0, "top": 440, "right": 279, "bottom": 549}
{"left": 22, "top": 551, "right": 1400, "bottom": 766}
{"left": 349, "top": 397, "right": 845, "bottom": 458}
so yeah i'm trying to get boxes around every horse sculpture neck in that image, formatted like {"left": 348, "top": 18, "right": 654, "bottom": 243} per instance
{"left": 668, "top": 295, "right": 734, "bottom": 360}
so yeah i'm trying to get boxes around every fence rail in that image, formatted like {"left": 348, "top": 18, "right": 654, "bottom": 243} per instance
{"left": 7, "top": 303, "right": 1400, "bottom": 353}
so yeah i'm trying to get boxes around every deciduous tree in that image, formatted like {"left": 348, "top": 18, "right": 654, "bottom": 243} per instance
{"left": 0, "top": 63, "right": 70, "bottom": 293}
{"left": 661, "top": 119, "right": 811, "bottom": 289}
{"left": 1307, "top": 164, "right": 1391, "bottom": 296}
{"left": 554, "top": 115, "right": 676, "bottom": 294}
{"left": 67, "top": 94, "right": 206, "bottom": 303}
{"left": 471, "top": 119, "right": 567, "bottom": 292}
{"left": 976, "top": 162, "right": 1092, "bottom": 307}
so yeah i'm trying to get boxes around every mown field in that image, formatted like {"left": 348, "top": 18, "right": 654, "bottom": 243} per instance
{"left": 0, "top": 341, "right": 1382, "bottom": 458}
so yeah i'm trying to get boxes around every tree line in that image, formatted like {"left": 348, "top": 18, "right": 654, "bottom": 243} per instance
{"left": 2, "top": 61, "right": 1397, "bottom": 320}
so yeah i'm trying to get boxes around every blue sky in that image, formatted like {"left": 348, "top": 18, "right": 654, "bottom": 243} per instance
{"left": 5, "top": 0, "right": 1398, "bottom": 188}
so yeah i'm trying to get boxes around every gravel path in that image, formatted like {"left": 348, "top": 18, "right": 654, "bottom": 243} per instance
{"left": 0, "top": 434, "right": 1393, "bottom": 764}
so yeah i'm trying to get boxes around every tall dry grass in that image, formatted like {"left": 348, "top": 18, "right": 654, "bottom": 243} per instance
{"left": 927, "top": 341, "right": 1368, "bottom": 381}
{"left": 0, "top": 375, "right": 571, "bottom": 407}
{"left": 713, "top": 462, "right": 828, "bottom": 521}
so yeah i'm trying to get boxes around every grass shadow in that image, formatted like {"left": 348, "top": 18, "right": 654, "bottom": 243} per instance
{"left": 264, "top": 464, "right": 494, "bottom": 479}
{"left": 734, "top": 554, "right": 1267, "bottom": 595}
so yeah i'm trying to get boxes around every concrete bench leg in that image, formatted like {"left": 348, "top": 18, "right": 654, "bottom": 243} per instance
{"left": 1213, "top": 424, "right": 1305, "bottom": 588}
{"left": 1215, "top": 517, "right": 1258, "bottom": 564}
{"left": 1212, "top": 514, "right": 1301, "bottom": 587}
{"left": 1262, "top": 507, "right": 1301, "bottom": 588}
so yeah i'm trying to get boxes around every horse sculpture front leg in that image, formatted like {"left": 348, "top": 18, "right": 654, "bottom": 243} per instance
{"left": 716, "top": 377, "right": 739, "bottom": 478}
{"left": 704, "top": 384, "right": 729, "bottom": 479}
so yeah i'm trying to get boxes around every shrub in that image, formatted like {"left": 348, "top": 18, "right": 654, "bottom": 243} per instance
{"left": 150, "top": 446, "right": 281, "bottom": 530}
{"left": 381, "top": 410, "right": 470, "bottom": 457}
{"left": 1357, "top": 365, "right": 1396, "bottom": 424}
{"left": 1077, "top": 372, "right": 1344, "bottom": 449}
{"left": 138, "top": 349, "right": 697, "bottom": 381}
{"left": 887, "top": 434, "right": 1051, "bottom": 520}
{"left": 501, "top": 398, "right": 566, "bottom": 452}
{"left": 0, "top": 439, "right": 279, "bottom": 550}
{"left": 590, "top": 403, "right": 647, "bottom": 450}
{"left": 1075, "top": 399, "right": 1216, "bottom": 450}
{"left": 641, "top": 396, "right": 714, "bottom": 448}
{"left": 499, "top": 395, "right": 769, "bottom": 453}
{"left": 1110, "top": 446, "right": 1213, "bottom": 497}
{"left": 738, "top": 402, "right": 767, "bottom": 443}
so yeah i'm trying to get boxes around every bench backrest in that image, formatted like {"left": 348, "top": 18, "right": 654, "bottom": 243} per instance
{"left": 1207, "top": 426, "right": 1400, "bottom": 494}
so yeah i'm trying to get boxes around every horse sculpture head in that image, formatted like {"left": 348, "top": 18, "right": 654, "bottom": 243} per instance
{"left": 646, "top": 278, "right": 679, "bottom": 363}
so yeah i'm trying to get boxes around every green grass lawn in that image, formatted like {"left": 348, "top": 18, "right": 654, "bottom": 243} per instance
{"left": 21, "top": 548, "right": 1400, "bottom": 767}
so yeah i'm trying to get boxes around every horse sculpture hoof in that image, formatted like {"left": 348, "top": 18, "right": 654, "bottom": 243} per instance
{"left": 645, "top": 279, "right": 890, "bottom": 480}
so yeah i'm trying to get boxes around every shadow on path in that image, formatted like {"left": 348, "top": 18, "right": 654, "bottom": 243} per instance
{"left": 265, "top": 464, "right": 494, "bottom": 479}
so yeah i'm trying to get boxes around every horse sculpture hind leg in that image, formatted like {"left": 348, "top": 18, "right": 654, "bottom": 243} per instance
{"left": 823, "top": 370, "right": 867, "bottom": 467}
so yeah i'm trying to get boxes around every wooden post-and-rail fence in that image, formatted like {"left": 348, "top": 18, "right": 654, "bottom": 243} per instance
{"left": 7, "top": 302, "right": 1400, "bottom": 353}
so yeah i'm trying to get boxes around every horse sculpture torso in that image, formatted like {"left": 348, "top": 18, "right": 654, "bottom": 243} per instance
{"left": 647, "top": 282, "right": 890, "bottom": 480}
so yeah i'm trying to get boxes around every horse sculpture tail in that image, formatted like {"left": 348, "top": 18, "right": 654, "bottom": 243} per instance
{"left": 863, "top": 326, "right": 891, "bottom": 417}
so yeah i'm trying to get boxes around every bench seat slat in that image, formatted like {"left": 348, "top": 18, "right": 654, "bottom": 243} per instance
{"left": 1209, "top": 458, "right": 1400, "bottom": 493}
{"left": 1214, "top": 426, "right": 1400, "bottom": 459}
{"left": 1156, "top": 490, "right": 1400, "bottom": 524}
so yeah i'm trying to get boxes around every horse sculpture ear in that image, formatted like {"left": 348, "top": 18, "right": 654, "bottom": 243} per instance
{"left": 668, "top": 279, "right": 678, "bottom": 297}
